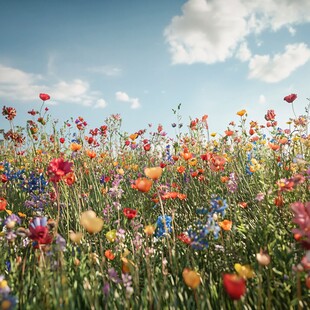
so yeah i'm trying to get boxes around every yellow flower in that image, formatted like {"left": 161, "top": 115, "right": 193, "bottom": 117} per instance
{"left": 69, "top": 231, "right": 83, "bottom": 244}
{"left": 234, "top": 263, "right": 254, "bottom": 279}
{"left": 80, "top": 211, "right": 104, "bottom": 234}
{"left": 237, "top": 109, "right": 247, "bottom": 117}
{"left": 188, "top": 158, "right": 197, "bottom": 167}
{"left": 144, "top": 225, "right": 156, "bottom": 236}
{"left": 106, "top": 229, "right": 117, "bottom": 242}
{"left": 210, "top": 132, "right": 217, "bottom": 137}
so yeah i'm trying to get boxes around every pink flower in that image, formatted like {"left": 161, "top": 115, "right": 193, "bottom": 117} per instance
{"left": 265, "top": 110, "right": 276, "bottom": 121}
{"left": 284, "top": 94, "right": 297, "bottom": 103}
{"left": 291, "top": 202, "right": 310, "bottom": 242}
{"left": 47, "top": 158, "right": 73, "bottom": 183}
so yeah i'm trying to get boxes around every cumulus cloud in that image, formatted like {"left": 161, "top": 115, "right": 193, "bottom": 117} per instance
{"left": 248, "top": 43, "right": 310, "bottom": 83}
{"left": 115, "top": 91, "right": 140, "bottom": 109}
{"left": 164, "top": 0, "right": 248, "bottom": 64}
{"left": 0, "top": 64, "right": 108, "bottom": 108}
{"left": 165, "top": 0, "right": 310, "bottom": 81}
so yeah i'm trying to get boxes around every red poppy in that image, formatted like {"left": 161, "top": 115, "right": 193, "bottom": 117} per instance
{"left": 59, "top": 137, "right": 65, "bottom": 144}
{"left": 1, "top": 174, "right": 8, "bottom": 183}
{"left": 223, "top": 274, "right": 246, "bottom": 300}
{"left": 39, "top": 93, "right": 50, "bottom": 101}
{"left": 123, "top": 208, "right": 137, "bottom": 220}
{"left": 284, "top": 93, "right": 297, "bottom": 103}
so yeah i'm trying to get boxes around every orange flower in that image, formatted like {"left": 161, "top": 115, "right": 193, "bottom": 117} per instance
{"left": 180, "top": 152, "right": 193, "bottom": 161}
{"left": 70, "top": 143, "right": 82, "bottom": 152}
{"left": 182, "top": 268, "right": 201, "bottom": 289}
{"left": 86, "top": 149, "right": 96, "bottom": 159}
{"left": 105, "top": 250, "right": 115, "bottom": 260}
{"left": 236, "top": 109, "right": 246, "bottom": 117}
{"left": 225, "top": 130, "right": 234, "bottom": 137}
{"left": 63, "top": 172, "right": 76, "bottom": 185}
{"left": 219, "top": 220, "right": 232, "bottom": 231}
{"left": 177, "top": 166, "right": 186, "bottom": 173}
{"left": 221, "top": 176, "right": 229, "bottom": 183}
{"left": 0, "top": 197, "right": 7, "bottom": 211}
{"left": 144, "top": 167, "right": 163, "bottom": 180}
{"left": 278, "top": 137, "right": 288, "bottom": 145}
{"left": 129, "top": 133, "right": 138, "bottom": 141}
{"left": 134, "top": 178, "right": 153, "bottom": 193}
{"left": 144, "top": 225, "right": 156, "bottom": 236}
{"left": 268, "top": 143, "right": 280, "bottom": 151}
{"left": 238, "top": 202, "right": 247, "bottom": 209}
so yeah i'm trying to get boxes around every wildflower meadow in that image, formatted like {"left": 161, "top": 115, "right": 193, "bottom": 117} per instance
{"left": 0, "top": 93, "right": 309, "bottom": 310}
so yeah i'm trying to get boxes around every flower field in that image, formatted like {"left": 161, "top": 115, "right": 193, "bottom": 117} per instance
{"left": 0, "top": 94, "right": 309, "bottom": 309}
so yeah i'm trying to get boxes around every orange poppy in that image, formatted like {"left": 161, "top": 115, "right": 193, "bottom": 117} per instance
{"left": 86, "top": 150, "right": 96, "bottom": 159}
{"left": 268, "top": 143, "right": 280, "bottom": 151}
{"left": 105, "top": 250, "right": 115, "bottom": 260}
{"left": 177, "top": 166, "right": 186, "bottom": 173}
{"left": 135, "top": 178, "right": 153, "bottom": 193}
{"left": 236, "top": 109, "right": 246, "bottom": 117}
{"left": 219, "top": 220, "right": 233, "bottom": 231}
{"left": 70, "top": 143, "right": 82, "bottom": 152}
{"left": 225, "top": 130, "right": 234, "bottom": 137}
{"left": 144, "top": 167, "right": 163, "bottom": 180}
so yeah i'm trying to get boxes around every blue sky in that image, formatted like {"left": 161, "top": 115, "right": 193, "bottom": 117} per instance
{"left": 1, "top": 0, "right": 310, "bottom": 137}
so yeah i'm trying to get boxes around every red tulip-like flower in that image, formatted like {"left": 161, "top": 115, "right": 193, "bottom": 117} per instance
{"left": 223, "top": 274, "right": 246, "bottom": 300}
{"left": 39, "top": 93, "right": 50, "bottom": 101}
{"left": 284, "top": 94, "right": 297, "bottom": 103}
{"left": 123, "top": 208, "right": 137, "bottom": 220}
{"left": 265, "top": 109, "right": 276, "bottom": 121}
{"left": 47, "top": 158, "right": 73, "bottom": 183}
{"left": 29, "top": 217, "right": 53, "bottom": 247}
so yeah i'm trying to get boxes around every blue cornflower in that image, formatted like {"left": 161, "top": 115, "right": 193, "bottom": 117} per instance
{"left": 155, "top": 215, "right": 172, "bottom": 237}
{"left": 209, "top": 196, "right": 228, "bottom": 217}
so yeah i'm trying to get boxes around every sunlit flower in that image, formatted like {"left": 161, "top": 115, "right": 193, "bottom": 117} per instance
{"left": 144, "top": 167, "right": 163, "bottom": 180}
{"left": 70, "top": 143, "right": 82, "bottom": 152}
{"left": 80, "top": 210, "right": 104, "bottom": 234}
{"left": 134, "top": 178, "right": 153, "bottom": 193}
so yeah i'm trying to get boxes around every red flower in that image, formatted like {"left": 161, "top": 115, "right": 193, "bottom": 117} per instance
{"left": 47, "top": 158, "right": 73, "bottom": 183}
{"left": 29, "top": 217, "right": 53, "bottom": 247}
{"left": 177, "top": 232, "right": 192, "bottom": 245}
{"left": 39, "top": 93, "right": 50, "bottom": 101}
{"left": 123, "top": 208, "right": 137, "bottom": 220}
{"left": 223, "top": 274, "right": 246, "bottom": 300}
{"left": 59, "top": 137, "right": 65, "bottom": 144}
{"left": 284, "top": 93, "right": 297, "bottom": 103}
{"left": 0, "top": 197, "right": 7, "bottom": 211}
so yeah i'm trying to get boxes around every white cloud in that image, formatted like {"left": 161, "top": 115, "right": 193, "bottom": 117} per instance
{"left": 115, "top": 91, "right": 141, "bottom": 109}
{"left": 88, "top": 65, "right": 122, "bottom": 77}
{"left": 165, "top": 0, "right": 310, "bottom": 80}
{"left": 248, "top": 43, "right": 310, "bottom": 82}
{"left": 93, "top": 98, "right": 108, "bottom": 109}
{"left": 0, "top": 64, "right": 108, "bottom": 108}
{"left": 236, "top": 42, "right": 252, "bottom": 62}
{"left": 164, "top": 0, "right": 248, "bottom": 64}
{"left": 258, "top": 94, "right": 266, "bottom": 104}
